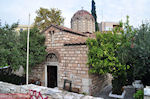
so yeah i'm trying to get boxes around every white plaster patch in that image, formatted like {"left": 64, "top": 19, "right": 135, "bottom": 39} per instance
{"left": 82, "top": 78, "right": 92, "bottom": 94}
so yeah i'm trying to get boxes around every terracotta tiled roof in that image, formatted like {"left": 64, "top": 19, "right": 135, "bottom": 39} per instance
{"left": 83, "top": 32, "right": 96, "bottom": 38}
{"left": 72, "top": 10, "right": 94, "bottom": 20}
{"left": 64, "top": 33, "right": 96, "bottom": 45}
{"left": 42, "top": 24, "right": 87, "bottom": 37}
{"left": 42, "top": 24, "right": 96, "bottom": 45}
{"left": 64, "top": 37, "right": 87, "bottom": 45}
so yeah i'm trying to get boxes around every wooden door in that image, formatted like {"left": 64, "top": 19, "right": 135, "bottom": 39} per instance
{"left": 47, "top": 66, "right": 57, "bottom": 88}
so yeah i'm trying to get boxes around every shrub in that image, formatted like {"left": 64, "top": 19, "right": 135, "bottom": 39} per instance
{"left": 133, "top": 90, "right": 144, "bottom": 99}
{"left": 0, "top": 68, "right": 25, "bottom": 85}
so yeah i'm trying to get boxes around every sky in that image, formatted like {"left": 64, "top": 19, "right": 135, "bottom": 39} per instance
{"left": 0, "top": 0, "right": 150, "bottom": 28}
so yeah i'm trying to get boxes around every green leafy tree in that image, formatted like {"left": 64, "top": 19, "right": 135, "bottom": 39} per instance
{"left": 117, "top": 16, "right": 136, "bottom": 84}
{"left": 86, "top": 31, "right": 126, "bottom": 94}
{"left": 34, "top": 7, "right": 65, "bottom": 31}
{"left": 86, "top": 31, "right": 126, "bottom": 76}
{"left": 0, "top": 23, "right": 47, "bottom": 71}
{"left": 130, "top": 23, "right": 150, "bottom": 85}
{"left": 91, "top": 0, "right": 99, "bottom": 31}
{"left": 86, "top": 16, "right": 134, "bottom": 94}
{"left": 0, "top": 23, "right": 22, "bottom": 69}
{"left": 18, "top": 27, "right": 47, "bottom": 71}
{"left": 118, "top": 18, "right": 150, "bottom": 86}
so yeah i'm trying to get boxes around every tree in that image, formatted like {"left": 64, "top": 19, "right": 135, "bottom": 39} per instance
{"left": 91, "top": 0, "right": 99, "bottom": 31}
{"left": 130, "top": 23, "right": 150, "bottom": 85}
{"left": 0, "top": 23, "right": 22, "bottom": 69}
{"left": 0, "top": 23, "right": 47, "bottom": 71}
{"left": 18, "top": 27, "right": 47, "bottom": 71}
{"left": 86, "top": 31, "right": 127, "bottom": 94}
{"left": 86, "top": 17, "right": 133, "bottom": 94}
{"left": 118, "top": 18, "right": 150, "bottom": 86}
{"left": 117, "top": 16, "right": 135, "bottom": 85}
{"left": 34, "top": 7, "right": 65, "bottom": 31}
{"left": 86, "top": 31, "right": 126, "bottom": 77}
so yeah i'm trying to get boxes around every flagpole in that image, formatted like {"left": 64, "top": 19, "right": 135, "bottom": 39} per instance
{"left": 26, "top": 13, "right": 30, "bottom": 85}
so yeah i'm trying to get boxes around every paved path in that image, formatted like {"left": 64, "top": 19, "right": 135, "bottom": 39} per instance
{"left": 95, "top": 85, "right": 136, "bottom": 99}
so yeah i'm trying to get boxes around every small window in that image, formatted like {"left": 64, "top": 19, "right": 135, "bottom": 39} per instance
{"left": 52, "top": 30, "right": 55, "bottom": 34}
{"left": 49, "top": 30, "right": 55, "bottom": 34}
{"left": 49, "top": 30, "right": 55, "bottom": 45}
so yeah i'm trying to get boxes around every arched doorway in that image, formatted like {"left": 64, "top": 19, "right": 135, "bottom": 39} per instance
{"left": 45, "top": 53, "right": 58, "bottom": 88}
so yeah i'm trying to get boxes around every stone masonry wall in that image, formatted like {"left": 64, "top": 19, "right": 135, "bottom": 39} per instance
{"left": 29, "top": 26, "right": 112, "bottom": 95}
{"left": 29, "top": 26, "right": 91, "bottom": 94}
{"left": 29, "top": 62, "right": 45, "bottom": 86}
{"left": 71, "top": 18, "right": 95, "bottom": 33}
{"left": 89, "top": 74, "right": 112, "bottom": 96}
{"left": 45, "top": 26, "right": 90, "bottom": 94}
{"left": 61, "top": 45, "right": 89, "bottom": 93}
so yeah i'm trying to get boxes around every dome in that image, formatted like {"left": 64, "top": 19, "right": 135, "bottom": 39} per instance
{"left": 71, "top": 10, "right": 94, "bottom": 21}
{"left": 71, "top": 10, "right": 95, "bottom": 33}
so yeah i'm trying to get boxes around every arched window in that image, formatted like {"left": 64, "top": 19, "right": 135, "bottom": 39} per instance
{"left": 46, "top": 53, "right": 58, "bottom": 62}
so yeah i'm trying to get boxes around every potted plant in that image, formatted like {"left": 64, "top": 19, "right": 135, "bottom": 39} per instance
{"left": 109, "top": 71, "right": 126, "bottom": 98}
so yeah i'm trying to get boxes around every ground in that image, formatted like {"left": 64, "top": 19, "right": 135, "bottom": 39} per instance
{"left": 0, "top": 81, "right": 136, "bottom": 99}
{"left": 96, "top": 85, "right": 136, "bottom": 99}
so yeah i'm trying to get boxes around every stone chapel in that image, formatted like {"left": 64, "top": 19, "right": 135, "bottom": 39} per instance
{"left": 29, "top": 9, "right": 111, "bottom": 95}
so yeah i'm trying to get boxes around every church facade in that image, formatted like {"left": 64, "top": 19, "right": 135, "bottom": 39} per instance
{"left": 29, "top": 10, "right": 111, "bottom": 95}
